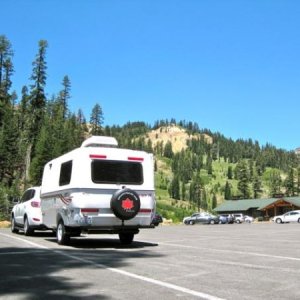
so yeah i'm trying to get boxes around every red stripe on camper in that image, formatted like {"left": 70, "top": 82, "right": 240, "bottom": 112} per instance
{"left": 59, "top": 194, "right": 72, "bottom": 205}
{"left": 90, "top": 154, "right": 107, "bottom": 159}
{"left": 128, "top": 156, "right": 144, "bottom": 161}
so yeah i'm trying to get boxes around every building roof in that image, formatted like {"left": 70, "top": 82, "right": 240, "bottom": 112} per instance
{"left": 214, "top": 197, "right": 300, "bottom": 212}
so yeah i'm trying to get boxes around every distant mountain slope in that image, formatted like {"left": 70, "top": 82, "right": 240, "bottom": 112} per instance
{"left": 147, "top": 124, "right": 212, "bottom": 153}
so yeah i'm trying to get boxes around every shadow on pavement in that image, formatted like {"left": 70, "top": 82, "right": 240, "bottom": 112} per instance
{"left": 46, "top": 236, "right": 158, "bottom": 249}
{"left": 0, "top": 232, "right": 162, "bottom": 299}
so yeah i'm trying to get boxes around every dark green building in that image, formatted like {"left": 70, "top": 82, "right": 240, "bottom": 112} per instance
{"left": 214, "top": 197, "right": 300, "bottom": 219}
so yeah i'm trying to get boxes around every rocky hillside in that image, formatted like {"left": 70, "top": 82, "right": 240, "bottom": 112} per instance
{"left": 147, "top": 124, "right": 212, "bottom": 153}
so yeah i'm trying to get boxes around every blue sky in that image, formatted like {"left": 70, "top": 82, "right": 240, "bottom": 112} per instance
{"left": 2, "top": 0, "right": 300, "bottom": 151}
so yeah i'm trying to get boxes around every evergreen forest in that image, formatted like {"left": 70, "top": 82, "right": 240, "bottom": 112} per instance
{"left": 1, "top": 36, "right": 299, "bottom": 222}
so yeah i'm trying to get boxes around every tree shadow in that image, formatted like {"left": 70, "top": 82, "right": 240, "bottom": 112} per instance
{"left": 0, "top": 233, "right": 162, "bottom": 299}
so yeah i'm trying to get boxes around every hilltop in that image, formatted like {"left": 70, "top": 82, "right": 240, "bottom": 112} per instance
{"left": 146, "top": 124, "right": 212, "bottom": 153}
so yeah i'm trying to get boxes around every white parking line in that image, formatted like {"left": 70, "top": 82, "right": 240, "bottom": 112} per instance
{"left": 203, "top": 259, "right": 300, "bottom": 274}
{"left": 159, "top": 241, "right": 300, "bottom": 262}
{"left": 0, "top": 233, "right": 225, "bottom": 300}
{"left": 0, "top": 233, "right": 48, "bottom": 249}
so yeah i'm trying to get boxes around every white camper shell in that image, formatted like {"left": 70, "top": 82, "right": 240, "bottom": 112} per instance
{"left": 41, "top": 136, "right": 156, "bottom": 245}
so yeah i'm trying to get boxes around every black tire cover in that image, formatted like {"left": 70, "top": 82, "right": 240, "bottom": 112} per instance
{"left": 111, "top": 188, "right": 141, "bottom": 220}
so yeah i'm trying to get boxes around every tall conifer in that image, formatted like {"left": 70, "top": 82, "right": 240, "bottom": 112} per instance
{"left": 28, "top": 40, "right": 48, "bottom": 142}
{"left": 90, "top": 103, "right": 104, "bottom": 135}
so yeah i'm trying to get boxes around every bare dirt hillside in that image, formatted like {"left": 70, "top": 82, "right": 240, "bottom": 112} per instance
{"left": 147, "top": 124, "right": 212, "bottom": 153}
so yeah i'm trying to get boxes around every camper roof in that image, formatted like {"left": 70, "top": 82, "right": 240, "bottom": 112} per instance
{"left": 81, "top": 136, "right": 118, "bottom": 148}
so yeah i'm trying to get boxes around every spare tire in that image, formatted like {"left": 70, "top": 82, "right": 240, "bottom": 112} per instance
{"left": 111, "top": 189, "right": 140, "bottom": 220}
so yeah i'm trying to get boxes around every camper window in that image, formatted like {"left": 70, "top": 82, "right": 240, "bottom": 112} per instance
{"left": 59, "top": 160, "right": 73, "bottom": 186}
{"left": 91, "top": 160, "right": 143, "bottom": 185}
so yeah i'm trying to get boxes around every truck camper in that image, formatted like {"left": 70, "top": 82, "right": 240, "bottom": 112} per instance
{"left": 40, "top": 136, "right": 156, "bottom": 245}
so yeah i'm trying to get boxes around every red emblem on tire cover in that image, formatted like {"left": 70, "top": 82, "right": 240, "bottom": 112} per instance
{"left": 122, "top": 198, "right": 134, "bottom": 210}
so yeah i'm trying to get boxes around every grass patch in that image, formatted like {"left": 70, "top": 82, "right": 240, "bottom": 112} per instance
{"left": 0, "top": 221, "right": 10, "bottom": 228}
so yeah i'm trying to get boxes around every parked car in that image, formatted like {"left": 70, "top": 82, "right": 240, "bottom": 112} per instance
{"left": 151, "top": 213, "right": 163, "bottom": 226}
{"left": 218, "top": 215, "right": 228, "bottom": 224}
{"left": 272, "top": 210, "right": 300, "bottom": 224}
{"left": 219, "top": 214, "right": 235, "bottom": 224}
{"left": 183, "top": 212, "right": 220, "bottom": 225}
{"left": 244, "top": 215, "right": 254, "bottom": 223}
{"left": 11, "top": 186, "right": 47, "bottom": 235}
{"left": 233, "top": 213, "right": 245, "bottom": 223}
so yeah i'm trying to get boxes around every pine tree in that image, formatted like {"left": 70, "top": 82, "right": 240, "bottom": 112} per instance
{"left": 77, "top": 108, "right": 86, "bottom": 124}
{"left": 30, "top": 121, "right": 53, "bottom": 185}
{"left": 0, "top": 102, "right": 19, "bottom": 184}
{"left": 190, "top": 172, "right": 203, "bottom": 211}
{"left": 253, "top": 174, "right": 262, "bottom": 199}
{"left": 0, "top": 36, "right": 17, "bottom": 185}
{"left": 145, "top": 139, "right": 153, "bottom": 153}
{"left": 65, "top": 113, "right": 86, "bottom": 149}
{"left": 224, "top": 181, "right": 231, "bottom": 200}
{"left": 206, "top": 153, "right": 213, "bottom": 175}
{"left": 58, "top": 75, "right": 71, "bottom": 119}
{"left": 90, "top": 103, "right": 104, "bottom": 135}
{"left": 202, "top": 188, "right": 208, "bottom": 210}
{"left": 227, "top": 165, "right": 233, "bottom": 179}
{"left": 236, "top": 159, "right": 250, "bottom": 199}
{"left": 169, "top": 175, "right": 180, "bottom": 200}
{"left": 28, "top": 40, "right": 48, "bottom": 144}
{"left": 50, "top": 99, "right": 66, "bottom": 156}
{"left": 181, "top": 182, "right": 186, "bottom": 201}
{"left": 284, "top": 167, "right": 295, "bottom": 197}
{"left": 211, "top": 193, "right": 217, "bottom": 210}
{"left": 163, "top": 141, "right": 173, "bottom": 158}
{"left": 0, "top": 184, "right": 10, "bottom": 220}
{"left": 263, "top": 168, "right": 282, "bottom": 197}
{"left": 297, "top": 167, "right": 300, "bottom": 195}
{"left": 0, "top": 35, "right": 14, "bottom": 126}
{"left": 18, "top": 86, "right": 30, "bottom": 131}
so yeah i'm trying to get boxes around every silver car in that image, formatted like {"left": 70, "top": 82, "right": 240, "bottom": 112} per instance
{"left": 183, "top": 212, "right": 220, "bottom": 225}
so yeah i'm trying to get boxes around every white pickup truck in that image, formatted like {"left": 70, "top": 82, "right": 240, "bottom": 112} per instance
{"left": 40, "top": 136, "right": 156, "bottom": 245}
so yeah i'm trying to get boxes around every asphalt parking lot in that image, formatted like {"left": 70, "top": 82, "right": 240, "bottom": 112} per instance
{"left": 0, "top": 222, "right": 300, "bottom": 300}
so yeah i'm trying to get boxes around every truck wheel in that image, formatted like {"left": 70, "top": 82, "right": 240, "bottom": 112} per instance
{"left": 111, "top": 188, "right": 140, "bottom": 221}
{"left": 11, "top": 215, "right": 19, "bottom": 234}
{"left": 24, "top": 217, "right": 34, "bottom": 236}
{"left": 57, "top": 220, "right": 70, "bottom": 245}
{"left": 119, "top": 232, "right": 134, "bottom": 245}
